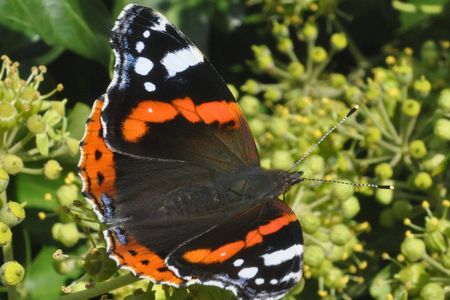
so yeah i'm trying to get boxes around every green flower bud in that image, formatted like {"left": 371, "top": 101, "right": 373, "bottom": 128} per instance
{"left": 302, "top": 154, "right": 325, "bottom": 176}
{"left": 329, "top": 224, "right": 352, "bottom": 246}
{"left": 52, "top": 222, "right": 80, "bottom": 248}
{"left": 401, "top": 238, "right": 425, "bottom": 262}
{"left": 302, "top": 23, "right": 318, "bottom": 41}
{"left": 365, "top": 126, "right": 382, "bottom": 144}
{"left": 272, "top": 22, "right": 289, "bottom": 38}
{"left": 43, "top": 109, "right": 62, "bottom": 126}
{"left": 0, "top": 168, "right": 9, "bottom": 193}
{"left": 240, "top": 95, "right": 260, "bottom": 117}
{"left": 304, "top": 245, "right": 325, "bottom": 267}
{"left": 402, "top": 99, "right": 421, "bottom": 117}
{"left": 392, "top": 200, "right": 413, "bottom": 220}
{"left": 324, "top": 267, "right": 347, "bottom": 289}
{"left": 433, "top": 118, "right": 450, "bottom": 140}
{"left": 0, "top": 222, "right": 12, "bottom": 246}
{"left": 421, "top": 40, "right": 439, "bottom": 67}
{"left": 2, "top": 155, "right": 23, "bottom": 176}
{"left": 0, "top": 102, "right": 17, "bottom": 128}
{"left": 345, "top": 86, "right": 362, "bottom": 103}
{"left": 302, "top": 214, "right": 321, "bottom": 234}
{"left": 413, "top": 76, "right": 431, "bottom": 97}
{"left": 0, "top": 261, "right": 25, "bottom": 286}
{"left": 330, "top": 73, "right": 347, "bottom": 88}
{"left": 422, "top": 153, "right": 445, "bottom": 172}
{"left": 332, "top": 184, "right": 354, "bottom": 201}
{"left": 241, "top": 79, "right": 260, "bottom": 95}
{"left": 0, "top": 202, "right": 25, "bottom": 227}
{"left": 437, "top": 88, "right": 450, "bottom": 112}
{"left": 56, "top": 184, "right": 79, "bottom": 207}
{"left": 424, "top": 231, "right": 447, "bottom": 253}
{"left": 248, "top": 119, "right": 265, "bottom": 137}
{"left": 365, "top": 84, "right": 381, "bottom": 102}
{"left": 26, "top": 115, "right": 46, "bottom": 134}
{"left": 393, "top": 63, "right": 413, "bottom": 85}
{"left": 420, "top": 283, "right": 445, "bottom": 300}
{"left": 271, "top": 150, "right": 294, "bottom": 170}
{"left": 328, "top": 244, "right": 345, "bottom": 262}
{"left": 53, "top": 258, "right": 78, "bottom": 275}
{"left": 395, "top": 263, "right": 428, "bottom": 294}
{"left": 84, "top": 248, "right": 117, "bottom": 281}
{"left": 43, "top": 160, "right": 62, "bottom": 180}
{"left": 379, "top": 209, "right": 396, "bottom": 228}
{"left": 376, "top": 181, "right": 394, "bottom": 205}
{"left": 269, "top": 117, "right": 289, "bottom": 137}
{"left": 330, "top": 33, "right": 347, "bottom": 50}
{"left": 252, "top": 45, "right": 274, "bottom": 70}
{"left": 375, "top": 163, "right": 393, "bottom": 180}
{"left": 442, "top": 250, "right": 450, "bottom": 268}
{"left": 311, "top": 47, "right": 327, "bottom": 63}
{"left": 409, "top": 140, "right": 427, "bottom": 159}
{"left": 277, "top": 38, "right": 293, "bottom": 53}
{"left": 287, "top": 62, "right": 305, "bottom": 79}
{"left": 263, "top": 87, "right": 282, "bottom": 102}
{"left": 342, "top": 196, "right": 360, "bottom": 218}
{"left": 414, "top": 172, "right": 432, "bottom": 190}
{"left": 65, "top": 137, "right": 80, "bottom": 157}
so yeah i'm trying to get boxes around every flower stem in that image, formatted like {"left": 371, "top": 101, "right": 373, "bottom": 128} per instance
{"left": 1, "top": 191, "right": 18, "bottom": 300}
{"left": 58, "top": 273, "right": 140, "bottom": 300}
{"left": 422, "top": 253, "right": 450, "bottom": 277}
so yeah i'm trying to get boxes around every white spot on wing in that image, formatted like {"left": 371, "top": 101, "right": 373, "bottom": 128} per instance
{"left": 270, "top": 279, "right": 278, "bottom": 285}
{"left": 238, "top": 267, "right": 258, "bottom": 279}
{"left": 135, "top": 57, "right": 154, "bottom": 75}
{"left": 261, "top": 244, "right": 303, "bottom": 266}
{"left": 144, "top": 82, "right": 156, "bottom": 92}
{"left": 136, "top": 41, "right": 144, "bottom": 53}
{"left": 233, "top": 259, "right": 244, "bottom": 267}
{"left": 143, "top": 30, "right": 150, "bottom": 38}
{"left": 161, "top": 46, "right": 204, "bottom": 77}
{"left": 281, "top": 271, "right": 301, "bottom": 283}
{"left": 150, "top": 15, "right": 169, "bottom": 31}
{"left": 255, "top": 278, "right": 265, "bottom": 285}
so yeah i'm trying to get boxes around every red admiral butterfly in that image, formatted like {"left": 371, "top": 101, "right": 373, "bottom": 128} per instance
{"left": 79, "top": 4, "right": 303, "bottom": 299}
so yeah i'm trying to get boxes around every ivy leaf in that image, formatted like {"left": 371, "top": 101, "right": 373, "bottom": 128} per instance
{"left": 0, "top": 0, "right": 111, "bottom": 65}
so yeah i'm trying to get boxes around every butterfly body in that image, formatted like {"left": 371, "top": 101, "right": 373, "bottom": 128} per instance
{"left": 79, "top": 4, "right": 304, "bottom": 299}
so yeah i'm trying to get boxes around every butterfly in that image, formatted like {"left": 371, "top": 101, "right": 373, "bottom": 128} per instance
{"left": 78, "top": 4, "right": 303, "bottom": 299}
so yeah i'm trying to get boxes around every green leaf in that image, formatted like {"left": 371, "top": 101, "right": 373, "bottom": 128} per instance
{"left": 67, "top": 102, "right": 91, "bottom": 140}
{"left": 0, "top": 0, "right": 111, "bottom": 65}
{"left": 23, "top": 246, "right": 71, "bottom": 300}
{"left": 15, "top": 173, "right": 63, "bottom": 210}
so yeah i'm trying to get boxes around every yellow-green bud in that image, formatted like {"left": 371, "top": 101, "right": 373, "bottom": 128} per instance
{"left": 394, "top": 63, "right": 413, "bottom": 85}
{"left": 248, "top": 119, "right": 265, "bottom": 137}
{"left": 271, "top": 150, "right": 294, "bottom": 170}
{"left": 394, "top": 263, "right": 428, "bottom": 293}
{"left": 342, "top": 196, "right": 360, "bottom": 218}
{"left": 65, "top": 137, "right": 80, "bottom": 157}
{"left": 330, "top": 33, "right": 347, "bottom": 50}
{"left": 365, "top": 126, "right": 382, "bottom": 144}
{"left": 287, "top": 62, "right": 305, "bottom": 79}
{"left": 433, "top": 118, "right": 450, "bottom": 141}
{"left": 272, "top": 22, "right": 289, "bottom": 38}
{"left": 401, "top": 238, "right": 425, "bottom": 262}
{"left": 375, "top": 163, "right": 393, "bottom": 179}
{"left": 402, "top": 99, "right": 421, "bottom": 117}
{"left": 269, "top": 117, "right": 289, "bottom": 136}
{"left": 303, "top": 154, "right": 325, "bottom": 176}
{"left": 264, "top": 87, "right": 282, "bottom": 102}
{"left": 330, "top": 73, "right": 347, "bottom": 88}
{"left": 364, "top": 84, "right": 381, "bottom": 102}
{"left": 392, "top": 200, "right": 413, "bottom": 220}
{"left": 26, "top": 115, "right": 46, "bottom": 134}
{"left": 302, "top": 23, "right": 318, "bottom": 41}
{"left": 409, "top": 140, "right": 427, "bottom": 159}
{"left": 311, "top": 46, "right": 327, "bottom": 63}
{"left": 56, "top": 184, "right": 79, "bottom": 207}
{"left": 424, "top": 231, "right": 447, "bottom": 253}
{"left": 240, "top": 95, "right": 261, "bottom": 117}
{"left": 43, "top": 109, "right": 62, "bottom": 126}
{"left": 437, "top": 88, "right": 450, "bottom": 112}
{"left": 84, "top": 248, "right": 117, "bottom": 281}
{"left": 414, "top": 172, "right": 432, "bottom": 190}
{"left": 0, "top": 222, "right": 12, "bottom": 246}
{"left": 421, "top": 40, "right": 439, "bottom": 67}
{"left": 0, "top": 102, "right": 18, "bottom": 128}
{"left": 252, "top": 45, "right": 274, "bottom": 70}
{"left": 53, "top": 258, "right": 78, "bottom": 275}
{"left": 0, "top": 261, "right": 25, "bottom": 286}
{"left": 420, "top": 283, "right": 445, "bottom": 300}
{"left": 52, "top": 222, "right": 80, "bottom": 247}
{"left": 332, "top": 184, "right": 354, "bottom": 201}
{"left": 0, "top": 201, "right": 25, "bottom": 227}
{"left": 413, "top": 76, "right": 431, "bottom": 97}
{"left": 277, "top": 38, "right": 293, "bottom": 54}
{"left": 241, "top": 79, "right": 260, "bottom": 95}
{"left": 324, "top": 267, "right": 346, "bottom": 289}
{"left": 330, "top": 224, "right": 352, "bottom": 246}
{"left": 422, "top": 153, "right": 445, "bottom": 172}
{"left": 43, "top": 160, "right": 62, "bottom": 180}
{"left": 301, "top": 214, "right": 321, "bottom": 234}
{"left": 0, "top": 168, "right": 9, "bottom": 193}
{"left": 304, "top": 245, "right": 325, "bottom": 267}
{"left": 376, "top": 180, "right": 394, "bottom": 205}
{"left": 345, "top": 86, "right": 362, "bottom": 103}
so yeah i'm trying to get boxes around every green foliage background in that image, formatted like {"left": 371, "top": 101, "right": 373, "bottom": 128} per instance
{"left": 0, "top": 0, "right": 449, "bottom": 299}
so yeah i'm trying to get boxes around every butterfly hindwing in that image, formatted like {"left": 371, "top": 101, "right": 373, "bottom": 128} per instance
{"left": 102, "top": 4, "right": 258, "bottom": 171}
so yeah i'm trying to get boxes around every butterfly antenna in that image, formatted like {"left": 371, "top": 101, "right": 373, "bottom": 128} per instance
{"left": 289, "top": 105, "right": 359, "bottom": 171}
{"left": 300, "top": 177, "right": 394, "bottom": 190}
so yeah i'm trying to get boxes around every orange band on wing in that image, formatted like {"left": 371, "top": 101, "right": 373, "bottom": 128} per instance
{"left": 183, "top": 213, "right": 297, "bottom": 264}
{"left": 107, "top": 232, "right": 184, "bottom": 285}
{"left": 121, "top": 98, "right": 241, "bottom": 143}
{"left": 78, "top": 100, "right": 116, "bottom": 207}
